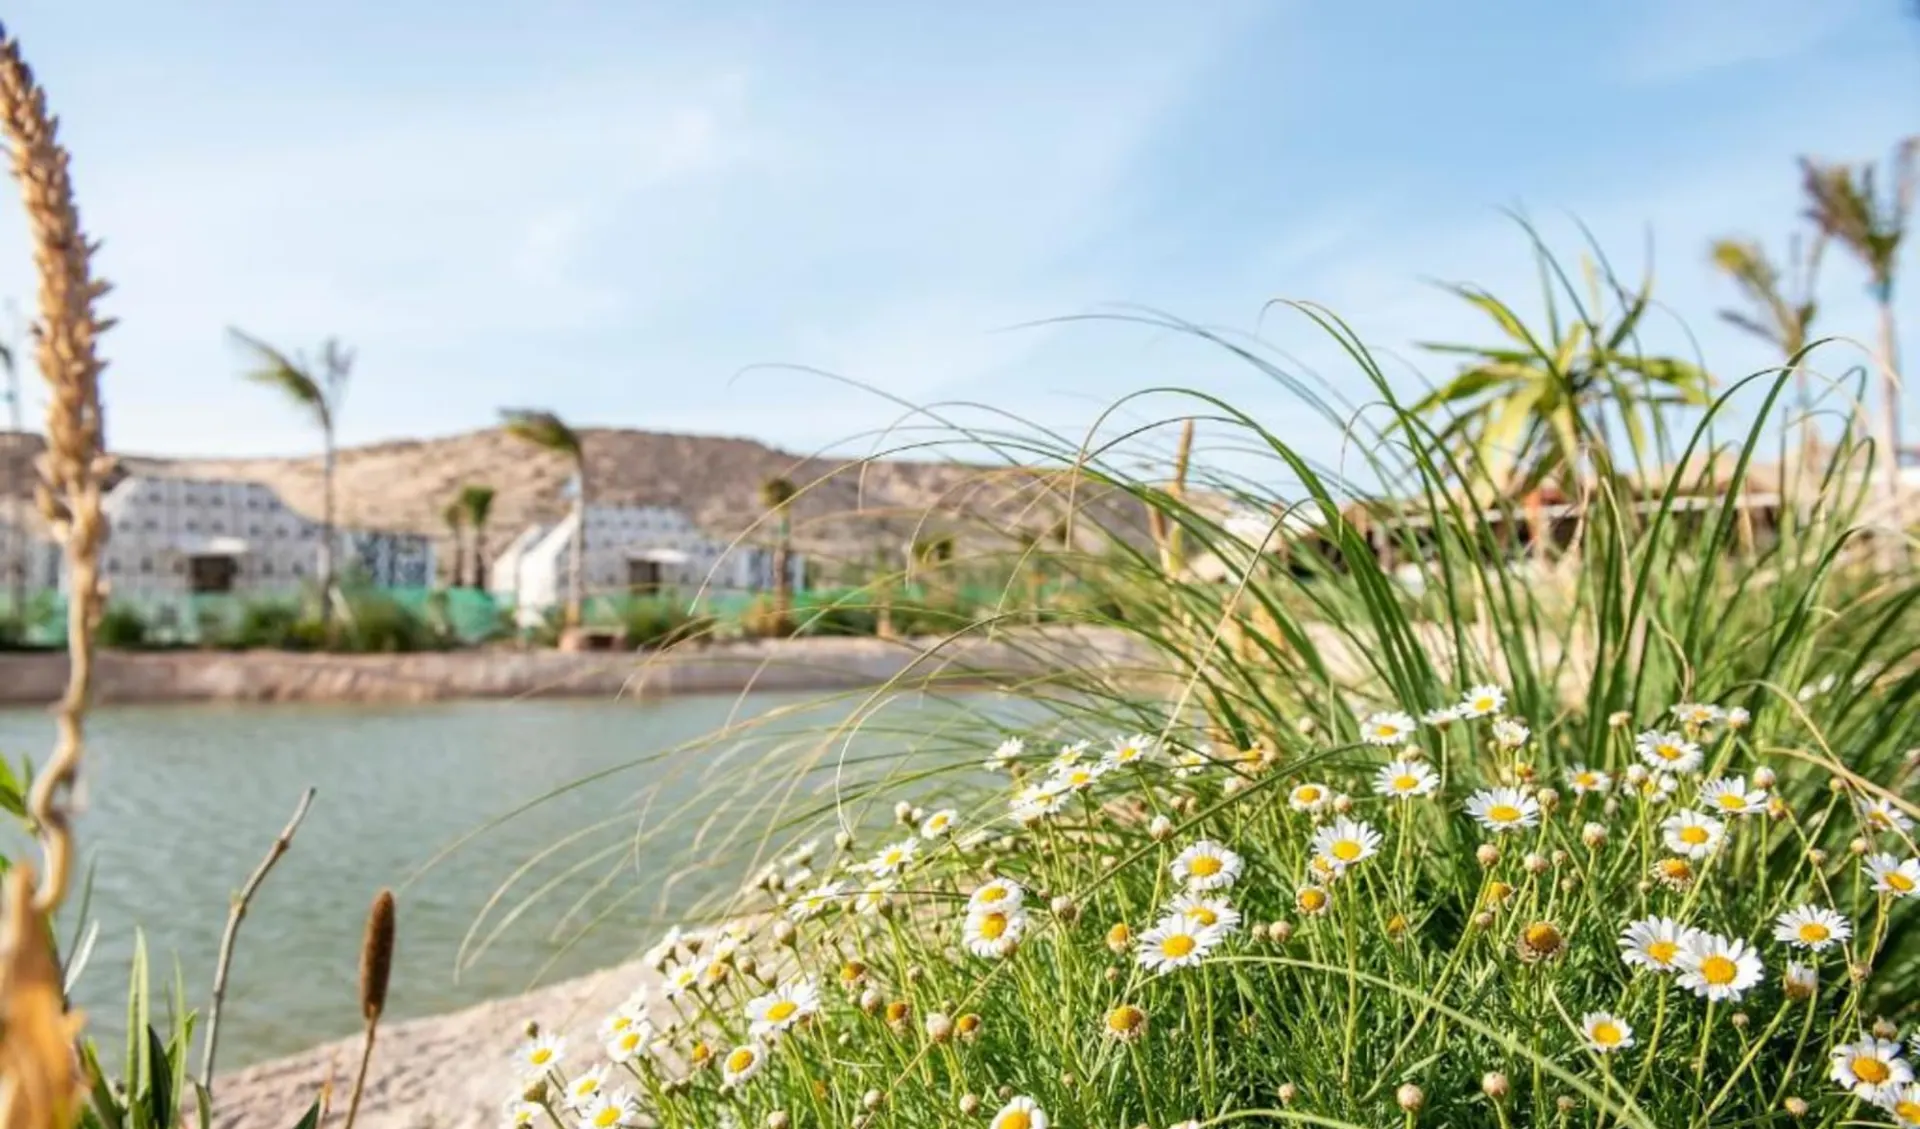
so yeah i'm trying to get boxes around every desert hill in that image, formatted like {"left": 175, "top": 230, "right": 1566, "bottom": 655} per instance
{"left": 0, "top": 429, "right": 1150, "bottom": 578}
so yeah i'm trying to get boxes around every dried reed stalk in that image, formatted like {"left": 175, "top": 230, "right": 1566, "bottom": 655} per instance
{"left": 343, "top": 890, "right": 396, "bottom": 1129}
{"left": 0, "top": 18, "right": 113, "bottom": 1129}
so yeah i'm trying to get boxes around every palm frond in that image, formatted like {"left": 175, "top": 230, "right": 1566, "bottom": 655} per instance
{"left": 228, "top": 327, "right": 330, "bottom": 431}
{"left": 458, "top": 484, "right": 496, "bottom": 527}
{"left": 499, "top": 408, "right": 582, "bottom": 459}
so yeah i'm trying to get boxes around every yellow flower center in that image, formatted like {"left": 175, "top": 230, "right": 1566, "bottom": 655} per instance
{"left": 1375, "top": 724, "right": 1398, "bottom": 738}
{"left": 1524, "top": 923, "right": 1563, "bottom": 952}
{"left": 1591, "top": 1021, "right": 1622, "bottom": 1046}
{"left": 726, "top": 1048, "right": 756, "bottom": 1073}
{"left": 979, "top": 912, "right": 1008, "bottom": 939}
{"left": 1647, "top": 940, "right": 1678, "bottom": 965}
{"left": 1893, "top": 1100, "right": 1920, "bottom": 1121}
{"left": 1488, "top": 804, "right": 1522, "bottom": 823}
{"left": 1797, "top": 923, "right": 1830, "bottom": 944}
{"left": 1656, "top": 744, "right": 1682, "bottom": 761}
{"left": 1576, "top": 773, "right": 1598, "bottom": 788}
{"left": 573, "top": 1078, "right": 599, "bottom": 1097}
{"left": 1852, "top": 1057, "right": 1891, "bottom": 1085}
{"left": 1107, "top": 922, "right": 1131, "bottom": 945}
{"left": 1296, "top": 786, "right": 1322, "bottom": 803}
{"left": 1298, "top": 888, "right": 1328, "bottom": 912}
{"left": 1473, "top": 697, "right": 1494, "bottom": 712}
{"left": 1678, "top": 826, "right": 1709, "bottom": 845}
{"left": 1188, "top": 855, "right": 1223, "bottom": 877}
{"left": 1888, "top": 872, "right": 1916, "bottom": 893}
{"left": 529, "top": 1048, "right": 553, "bottom": 1066}
{"left": 1332, "top": 839, "right": 1363, "bottom": 862}
{"left": 1393, "top": 774, "right": 1418, "bottom": 791}
{"left": 1658, "top": 859, "right": 1692, "bottom": 880}
{"left": 1718, "top": 794, "right": 1745, "bottom": 810}
{"left": 883, "top": 850, "right": 904, "bottom": 866}
{"left": 1106, "top": 1005, "right": 1145, "bottom": 1034}
{"left": 1160, "top": 933, "right": 1197, "bottom": 958}
{"left": 1001, "top": 1113, "right": 1033, "bottom": 1129}
{"left": 978, "top": 885, "right": 1007, "bottom": 904}
{"left": 1699, "top": 955, "right": 1737, "bottom": 985}
{"left": 765, "top": 1000, "right": 799, "bottom": 1022}
{"left": 593, "top": 1107, "right": 622, "bottom": 1129}
{"left": 617, "top": 1032, "right": 640, "bottom": 1052}
{"left": 929, "top": 815, "right": 949, "bottom": 830}
{"left": 1185, "top": 906, "right": 1219, "bottom": 926}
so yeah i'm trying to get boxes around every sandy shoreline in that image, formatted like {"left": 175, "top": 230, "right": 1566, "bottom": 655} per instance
{"left": 210, "top": 957, "right": 661, "bottom": 1129}
{"left": 0, "top": 628, "right": 1146, "bottom": 707}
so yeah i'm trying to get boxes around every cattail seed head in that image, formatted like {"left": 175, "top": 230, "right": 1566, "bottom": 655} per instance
{"left": 359, "top": 889, "right": 396, "bottom": 1023}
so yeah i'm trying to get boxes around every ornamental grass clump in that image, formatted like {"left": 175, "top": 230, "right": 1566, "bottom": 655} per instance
{"left": 485, "top": 236, "right": 1918, "bottom": 1128}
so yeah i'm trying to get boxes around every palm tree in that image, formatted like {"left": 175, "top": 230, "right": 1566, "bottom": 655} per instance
{"left": 1799, "top": 140, "right": 1917, "bottom": 527}
{"left": 231, "top": 329, "right": 354, "bottom": 624}
{"left": 459, "top": 484, "right": 497, "bottom": 590}
{"left": 1707, "top": 233, "right": 1825, "bottom": 469}
{"left": 442, "top": 500, "right": 466, "bottom": 589}
{"left": 759, "top": 476, "right": 797, "bottom": 634}
{"left": 1411, "top": 256, "right": 1712, "bottom": 521}
{"left": 501, "top": 409, "right": 587, "bottom": 627}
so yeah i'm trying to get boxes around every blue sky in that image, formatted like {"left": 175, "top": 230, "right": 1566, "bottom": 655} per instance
{"left": 0, "top": 0, "right": 1914, "bottom": 474}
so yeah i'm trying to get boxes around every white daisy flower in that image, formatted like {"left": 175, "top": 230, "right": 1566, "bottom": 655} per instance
{"left": 1288, "top": 782, "right": 1333, "bottom": 812}
{"left": 964, "top": 904, "right": 1029, "bottom": 958}
{"left": 503, "top": 1101, "right": 540, "bottom": 1128}
{"left": 1491, "top": 718, "right": 1530, "bottom": 749}
{"left": 1783, "top": 961, "right": 1818, "bottom": 999}
{"left": 720, "top": 1044, "right": 766, "bottom": 1088}
{"left": 1105, "top": 733, "right": 1159, "bottom": 767}
{"left": 967, "top": 877, "right": 1025, "bottom": 913}
{"left": 1619, "top": 916, "right": 1695, "bottom": 973}
{"left": 641, "top": 926, "right": 682, "bottom": 969}
{"left": 1671, "top": 702, "right": 1723, "bottom": 729}
{"left": 746, "top": 978, "right": 820, "bottom": 1039}
{"left": 1660, "top": 810, "right": 1726, "bottom": 858}
{"left": 1172, "top": 749, "right": 1213, "bottom": 778}
{"left": 788, "top": 880, "right": 848, "bottom": 921}
{"left": 1724, "top": 706, "right": 1751, "bottom": 729}
{"left": 1465, "top": 787, "right": 1539, "bottom": 833}
{"left": 1630, "top": 770, "right": 1680, "bottom": 804}
{"left": 1867, "top": 854, "right": 1920, "bottom": 897}
{"left": 1171, "top": 840, "right": 1244, "bottom": 890}
{"left": 577, "top": 1091, "right": 639, "bottom": 1129}
{"left": 1374, "top": 760, "right": 1440, "bottom": 799}
{"left": 1772, "top": 905, "right": 1851, "bottom": 952}
{"left": 662, "top": 961, "right": 700, "bottom": 999}
{"left": 1830, "top": 1035, "right": 1913, "bottom": 1097}
{"left": 1422, "top": 705, "right": 1463, "bottom": 727}
{"left": 987, "top": 738, "right": 1026, "bottom": 768}
{"left": 1581, "top": 1012, "right": 1635, "bottom": 1053}
{"left": 780, "top": 839, "right": 819, "bottom": 868}
{"left": 865, "top": 838, "right": 919, "bottom": 877}
{"left": 853, "top": 881, "right": 894, "bottom": 917}
{"left": 1565, "top": 765, "right": 1611, "bottom": 794}
{"left": 1875, "top": 1081, "right": 1920, "bottom": 1127}
{"left": 1310, "top": 817, "right": 1382, "bottom": 870}
{"left": 1050, "top": 740, "right": 1091, "bottom": 771}
{"left": 1135, "top": 918, "right": 1224, "bottom": 974}
{"left": 1858, "top": 796, "right": 1915, "bottom": 835}
{"left": 565, "top": 1065, "right": 609, "bottom": 1109}
{"left": 516, "top": 1032, "right": 566, "bottom": 1075}
{"left": 1166, "top": 892, "right": 1242, "bottom": 935}
{"left": 1698, "top": 776, "right": 1767, "bottom": 816}
{"left": 604, "top": 1019, "right": 657, "bottom": 1063}
{"left": 920, "top": 809, "right": 958, "bottom": 838}
{"left": 1362, "top": 710, "right": 1417, "bottom": 746}
{"left": 1459, "top": 684, "right": 1506, "bottom": 718}
{"left": 1010, "top": 783, "right": 1069, "bottom": 824}
{"left": 1636, "top": 730, "right": 1703, "bottom": 773}
{"left": 1674, "top": 931, "right": 1764, "bottom": 1001}
{"left": 989, "top": 1096, "right": 1048, "bottom": 1129}
{"left": 1047, "top": 759, "right": 1111, "bottom": 793}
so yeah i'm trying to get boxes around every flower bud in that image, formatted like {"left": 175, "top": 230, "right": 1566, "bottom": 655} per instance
{"left": 1524, "top": 853, "right": 1549, "bottom": 875}
{"left": 835, "top": 829, "right": 855, "bottom": 850}
{"left": 1268, "top": 920, "right": 1294, "bottom": 943}
{"left": 894, "top": 801, "right": 914, "bottom": 824}
{"left": 863, "top": 1090, "right": 883, "bottom": 1112}
{"left": 1784, "top": 1097, "right": 1808, "bottom": 1119}
{"left": 926, "top": 1012, "right": 954, "bottom": 1043}
{"left": 1481, "top": 1072, "right": 1509, "bottom": 1101}
{"left": 1277, "top": 1083, "right": 1298, "bottom": 1105}
{"left": 1106, "top": 922, "right": 1132, "bottom": 952}
{"left": 773, "top": 920, "right": 797, "bottom": 947}
{"left": 1556, "top": 1097, "right": 1576, "bottom": 1114}
{"left": 1850, "top": 837, "right": 1870, "bottom": 856}
{"left": 1149, "top": 814, "right": 1174, "bottom": 841}
{"left": 1753, "top": 766, "right": 1776, "bottom": 788}
{"left": 768, "top": 1114, "right": 791, "bottom": 1129}
{"left": 1581, "top": 822, "right": 1607, "bottom": 848}
{"left": 1608, "top": 710, "right": 1632, "bottom": 728}
{"left": 959, "top": 1095, "right": 981, "bottom": 1116}
{"left": 1051, "top": 894, "right": 1078, "bottom": 923}
{"left": 1808, "top": 848, "right": 1828, "bottom": 866}
{"left": 1730, "top": 1011, "right": 1749, "bottom": 1030}
{"left": 1396, "top": 1084, "right": 1425, "bottom": 1113}
{"left": 859, "top": 987, "right": 882, "bottom": 1013}
{"left": 1537, "top": 787, "right": 1560, "bottom": 812}
{"left": 1332, "top": 793, "right": 1353, "bottom": 813}
{"left": 1476, "top": 843, "right": 1501, "bottom": 868}
{"left": 1873, "top": 1017, "right": 1899, "bottom": 1040}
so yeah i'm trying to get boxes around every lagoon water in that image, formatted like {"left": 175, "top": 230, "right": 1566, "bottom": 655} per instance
{"left": 0, "top": 690, "right": 1015, "bottom": 1070}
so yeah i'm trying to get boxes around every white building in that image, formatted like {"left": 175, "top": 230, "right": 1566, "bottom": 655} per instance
{"left": 490, "top": 502, "right": 803, "bottom": 613}
{"left": 76, "top": 475, "right": 433, "bottom": 601}
{"left": 0, "top": 516, "right": 60, "bottom": 608}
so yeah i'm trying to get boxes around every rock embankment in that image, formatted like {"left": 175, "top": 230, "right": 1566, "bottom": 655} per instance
{"left": 0, "top": 629, "right": 1145, "bottom": 706}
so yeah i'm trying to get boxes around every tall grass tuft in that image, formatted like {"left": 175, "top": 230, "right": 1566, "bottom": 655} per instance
{"left": 0, "top": 18, "right": 111, "bottom": 1129}
{"left": 469, "top": 235, "right": 1917, "bottom": 1128}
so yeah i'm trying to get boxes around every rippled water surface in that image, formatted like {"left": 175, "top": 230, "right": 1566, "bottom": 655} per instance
{"left": 0, "top": 691, "right": 1013, "bottom": 1069}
